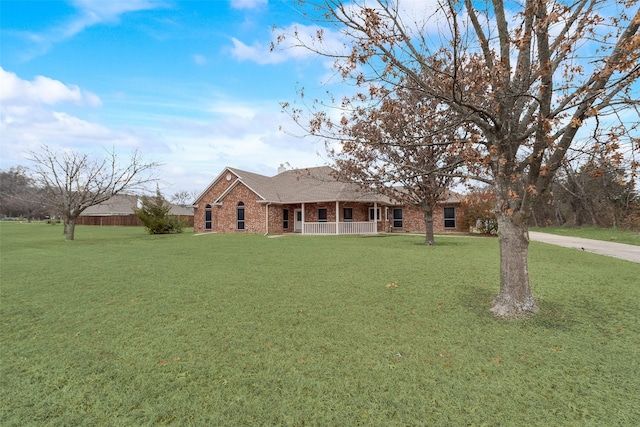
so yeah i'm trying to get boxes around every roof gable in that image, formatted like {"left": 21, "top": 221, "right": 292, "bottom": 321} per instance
{"left": 193, "top": 167, "right": 241, "bottom": 205}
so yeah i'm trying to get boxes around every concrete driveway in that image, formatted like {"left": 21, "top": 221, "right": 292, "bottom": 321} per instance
{"left": 529, "top": 231, "right": 640, "bottom": 263}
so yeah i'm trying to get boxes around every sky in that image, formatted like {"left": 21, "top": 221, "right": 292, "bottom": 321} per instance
{"left": 1, "top": 1, "right": 637, "bottom": 199}
{"left": 0, "top": 0, "right": 346, "bottom": 197}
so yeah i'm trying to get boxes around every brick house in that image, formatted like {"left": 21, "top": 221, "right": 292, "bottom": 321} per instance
{"left": 192, "top": 166, "right": 466, "bottom": 235}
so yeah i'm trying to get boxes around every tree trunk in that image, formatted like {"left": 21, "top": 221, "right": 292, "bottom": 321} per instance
{"left": 66, "top": 217, "right": 77, "bottom": 241}
{"left": 491, "top": 213, "right": 539, "bottom": 317}
{"left": 423, "top": 205, "right": 434, "bottom": 246}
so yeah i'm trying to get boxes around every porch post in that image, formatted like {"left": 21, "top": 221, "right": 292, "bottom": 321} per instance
{"left": 374, "top": 201, "right": 378, "bottom": 233}
{"left": 301, "top": 203, "right": 305, "bottom": 234}
{"left": 336, "top": 201, "right": 339, "bottom": 234}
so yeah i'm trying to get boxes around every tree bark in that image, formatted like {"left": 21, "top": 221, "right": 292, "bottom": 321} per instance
{"left": 66, "top": 217, "right": 77, "bottom": 241}
{"left": 423, "top": 205, "right": 435, "bottom": 246}
{"left": 491, "top": 213, "right": 539, "bottom": 317}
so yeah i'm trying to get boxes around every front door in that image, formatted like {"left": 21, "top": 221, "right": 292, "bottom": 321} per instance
{"left": 294, "top": 209, "right": 302, "bottom": 232}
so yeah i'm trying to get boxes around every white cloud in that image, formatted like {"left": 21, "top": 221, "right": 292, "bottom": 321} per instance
{"left": 0, "top": 68, "right": 148, "bottom": 174}
{"left": 230, "top": 37, "right": 279, "bottom": 64}
{"left": 0, "top": 67, "right": 102, "bottom": 107}
{"left": 71, "top": 0, "right": 164, "bottom": 22}
{"left": 230, "top": 0, "right": 267, "bottom": 10}
{"left": 230, "top": 23, "right": 346, "bottom": 66}
{"left": 207, "top": 102, "right": 256, "bottom": 119}
{"left": 0, "top": 69, "right": 325, "bottom": 196}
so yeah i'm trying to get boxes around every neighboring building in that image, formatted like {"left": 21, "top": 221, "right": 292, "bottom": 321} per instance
{"left": 192, "top": 166, "right": 465, "bottom": 235}
{"left": 77, "top": 194, "right": 194, "bottom": 227}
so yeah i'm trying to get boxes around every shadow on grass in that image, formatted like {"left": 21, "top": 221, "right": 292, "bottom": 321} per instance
{"left": 457, "top": 286, "right": 495, "bottom": 319}
{"left": 458, "top": 287, "right": 573, "bottom": 330}
{"left": 527, "top": 299, "right": 573, "bottom": 330}
{"left": 405, "top": 236, "right": 478, "bottom": 247}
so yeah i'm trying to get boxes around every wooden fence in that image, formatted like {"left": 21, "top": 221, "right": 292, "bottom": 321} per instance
{"left": 76, "top": 215, "right": 194, "bottom": 227}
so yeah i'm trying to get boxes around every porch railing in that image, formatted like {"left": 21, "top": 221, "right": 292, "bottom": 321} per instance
{"left": 303, "top": 221, "right": 377, "bottom": 235}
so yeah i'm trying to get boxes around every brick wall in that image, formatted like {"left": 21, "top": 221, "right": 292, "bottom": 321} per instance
{"left": 268, "top": 204, "right": 286, "bottom": 234}
{"left": 391, "top": 204, "right": 466, "bottom": 233}
{"left": 194, "top": 178, "right": 266, "bottom": 233}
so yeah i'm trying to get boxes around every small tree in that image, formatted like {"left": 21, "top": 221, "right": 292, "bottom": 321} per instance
{"left": 29, "top": 145, "right": 158, "bottom": 240}
{"left": 460, "top": 188, "right": 498, "bottom": 235}
{"left": 135, "top": 189, "right": 185, "bottom": 234}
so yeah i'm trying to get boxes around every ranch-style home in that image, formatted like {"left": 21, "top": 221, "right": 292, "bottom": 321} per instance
{"left": 192, "top": 166, "right": 466, "bottom": 235}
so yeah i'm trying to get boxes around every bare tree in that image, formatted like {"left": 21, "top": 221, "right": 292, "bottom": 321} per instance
{"left": 171, "top": 190, "right": 198, "bottom": 208}
{"left": 29, "top": 145, "right": 159, "bottom": 240}
{"left": 283, "top": 0, "right": 640, "bottom": 317}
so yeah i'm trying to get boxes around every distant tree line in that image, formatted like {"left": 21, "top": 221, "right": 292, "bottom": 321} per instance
{"left": 0, "top": 166, "right": 50, "bottom": 221}
{"left": 532, "top": 157, "right": 639, "bottom": 230}
{"left": 462, "top": 157, "right": 639, "bottom": 232}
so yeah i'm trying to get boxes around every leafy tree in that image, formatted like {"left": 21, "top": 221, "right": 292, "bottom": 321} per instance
{"left": 284, "top": 0, "right": 640, "bottom": 317}
{"left": 460, "top": 188, "right": 498, "bottom": 235}
{"left": 329, "top": 84, "right": 465, "bottom": 245}
{"left": 134, "top": 189, "right": 185, "bottom": 234}
{"left": 29, "top": 145, "right": 158, "bottom": 240}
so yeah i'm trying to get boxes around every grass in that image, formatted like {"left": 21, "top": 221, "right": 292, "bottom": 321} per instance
{"left": 1, "top": 223, "right": 639, "bottom": 426}
{"left": 531, "top": 226, "right": 640, "bottom": 246}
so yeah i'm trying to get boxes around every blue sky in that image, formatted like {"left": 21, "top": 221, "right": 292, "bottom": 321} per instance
{"left": 1, "top": 0, "right": 344, "bottom": 196}
{"left": 2, "top": 1, "right": 637, "bottom": 197}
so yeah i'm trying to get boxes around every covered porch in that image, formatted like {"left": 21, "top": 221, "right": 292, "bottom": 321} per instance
{"left": 291, "top": 201, "right": 385, "bottom": 235}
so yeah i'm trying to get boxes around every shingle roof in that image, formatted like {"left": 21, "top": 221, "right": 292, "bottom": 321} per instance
{"left": 195, "top": 165, "right": 462, "bottom": 207}
{"left": 80, "top": 194, "right": 194, "bottom": 216}
{"left": 81, "top": 194, "right": 139, "bottom": 216}
{"left": 220, "top": 166, "right": 395, "bottom": 204}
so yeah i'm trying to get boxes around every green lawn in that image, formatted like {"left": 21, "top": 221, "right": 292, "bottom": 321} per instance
{"left": 531, "top": 226, "right": 640, "bottom": 246}
{"left": 1, "top": 223, "right": 639, "bottom": 426}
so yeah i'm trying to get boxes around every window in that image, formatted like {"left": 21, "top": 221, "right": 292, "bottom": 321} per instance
{"left": 283, "top": 209, "right": 289, "bottom": 229}
{"left": 205, "top": 204, "right": 212, "bottom": 230}
{"left": 343, "top": 208, "right": 353, "bottom": 222}
{"left": 444, "top": 207, "right": 456, "bottom": 228}
{"left": 369, "top": 207, "right": 381, "bottom": 221}
{"left": 318, "top": 208, "right": 327, "bottom": 222}
{"left": 393, "top": 208, "right": 403, "bottom": 228}
{"left": 237, "top": 202, "right": 245, "bottom": 230}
